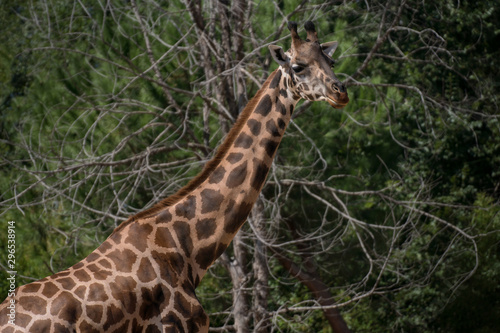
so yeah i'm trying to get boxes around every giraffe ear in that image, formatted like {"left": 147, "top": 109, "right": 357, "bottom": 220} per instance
{"left": 269, "top": 45, "right": 290, "bottom": 66}
{"left": 321, "top": 41, "right": 338, "bottom": 57}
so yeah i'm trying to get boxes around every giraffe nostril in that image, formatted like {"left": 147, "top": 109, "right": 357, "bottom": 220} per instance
{"left": 332, "top": 82, "right": 346, "bottom": 94}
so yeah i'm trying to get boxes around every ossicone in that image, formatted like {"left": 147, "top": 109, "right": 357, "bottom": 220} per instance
{"left": 288, "top": 21, "right": 301, "bottom": 48}
{"left": 304, "top": 21, "right": 318, "bottom": 43}
{"left": 287, "top": 20, "right": 319, "bottom": 45}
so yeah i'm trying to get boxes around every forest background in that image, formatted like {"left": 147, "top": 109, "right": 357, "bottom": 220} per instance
{"left": 0, "top": 0, "right": 499, "bottom": 332}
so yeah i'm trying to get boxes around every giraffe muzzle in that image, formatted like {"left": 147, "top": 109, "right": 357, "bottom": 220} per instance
{"left": 327, "top": 83, "right": 349, "bottom": 109}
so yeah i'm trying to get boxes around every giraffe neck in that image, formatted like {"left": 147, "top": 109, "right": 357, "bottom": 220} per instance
{"left": 178, "top": 68, "right": 297, "bottom": 280}
{"left": 143, "top": 68, "right": 298, "bottom": 282}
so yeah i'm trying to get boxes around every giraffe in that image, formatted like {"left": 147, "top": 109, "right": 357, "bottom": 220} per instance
{"left": 0, "top": 21, "right": 348, "bottom": 332}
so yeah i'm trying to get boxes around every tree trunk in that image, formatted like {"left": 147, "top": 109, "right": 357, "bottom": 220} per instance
{"left": 221, "top": 232, "right": 250, "bottom": 333}
{"left": 275, "top": 252, "right": 351, "bottom": 333}
{"left": 252, "top": 199, "right": 269, "bottom": 332}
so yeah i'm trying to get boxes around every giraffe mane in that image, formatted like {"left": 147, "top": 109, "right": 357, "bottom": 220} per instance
{"left": 114, "top": 69, "right": 278, "bottom": 232}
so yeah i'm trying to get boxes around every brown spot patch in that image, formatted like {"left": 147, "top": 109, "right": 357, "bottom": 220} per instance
{"left": 255, "top": 94, "right": 272, "bottom": 117}
{"left": 195, "top": 243, "right": 216, "bottom": 270}
{"left": 266, "top": 119, "right": 281, "bottom": 137}
{"left": 251, "top": 159, "right": 270, "bottom": 191}
{"left": 200, "top": 188, "right": 224, "bottom": 214}
{"left": 19, "top": 296, "right": 47, "bottom": 315}
{"left": 73, "top": 262, "right": 84, "bottom": 269}
{"left": 260, "top": 138, "right": 279, "bottom": 158}
{"left": 174, "top": 291, "right": 192, "bottom": 318}
{"left": 276, "top": 99, "right": 287, "bottom": 115}
{"left": 196, "top": 218, "right": 216, "bottom": 240}
{"left": 110, "top": 231, "right": 121, "bottom": 244}
{"left": 139, "top": 285, "right": 165, "bottom": 320}
{"left": 162, "top": 313, "right": 184, "bottom": 333}
{"left": 86, "top": 304, "right": 103, "bottom": 323}
{"left": 234, "top": 132, "right": 253, "bottom": 149}
{"left": 125, "top": 223, "right": 153, "bottom": 252}
{"left": 226, "top": 152, "right": 243, "bottom": 164}
{"left": 247, "top": 119, "right": 262, "bottom": 136}
{"left": 51, "top": 291, "right": 82, "bottom": 322}
{"left": 22, "top": 283, "right": 41, "bottom": 293}
{"left": 98, "top": 258, "right": 113, "bottom": 269}
{"left": 30, "top": 319, "right": 51, "bottom": 331}
{"left": 215, "top": 242, "right": 228, "bottom": 259}
{"left": 146, "top": 324, "right": 162, "bottom": 333}
{"left": 151, "top": 251, "right": 179, "bottom": 285}
{"left": 86, "top": 252, "right": 100, "bottom": 263}
{"left": 226, "top": 161, "right": 248, "bottom": 188}
{"left": 156, "top": 210, "right": 172, "bottom": 224}
{"left": 156, "top": 250, "right": 186, "bottom": 277}
{"left": 194, "top": 274, "right": 200, "bottom": 288}
{"left": 175, "top": 195, "right": 196, "bottom": 219}
{"left": 155, "top": 226, "right": 176, "bottom": 248}
{"left": 75, "top": 285, "right": 87, "bottom": 299}
{"left": 56, "top": 277, "right": 76, "bottom": 291}
{"left": 173, "top": 221, "right": 193, "bottom": 257}
{"left": 208, "top": 166, "right": 226, "bottom": 184}
{"left": 166, "top": 251, "right": 185, "bottom": 276}
{"left": 98, "top": 241, "right": 113, "bottom": 253}
{"left": 278, "top": 118, "right": 286, "bottom": 129}
{"left": 109, "top": 276, "right": 137, "bottom": 314}
{"left": 223, "top": 199, "right": 254, "bottom": 234}
{"left": 279, "top": 88, "right": 288, "bottom": 98}
{"left": 87, "top": 282, "right": 108, "bottom": 302}
{"left": 186, "top": 311, "right": 208, "bottom": 332}
{"left": 74, "top": 269, "right": 91, "bottom": 282}
{"left": 103, "top": 304, "right": 125, "bottom": 331}
{"left": 138, "top": 257, "right": 156, "bottom": 283}
{"left": 42, "top": 281, "right": 59, "bottom": 298}
{"left": 269, "top": 69, "right": 282, "bottom": 89}
{"left": 78, "top": 320, "right": 100, "bottom": 333}
{"left": 108, "top": 248, "right": 137, "bottom": 273}
{"left": 13, "top": 312, "right": 31, "bottom": 328}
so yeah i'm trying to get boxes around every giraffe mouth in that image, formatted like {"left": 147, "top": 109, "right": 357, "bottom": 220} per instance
{"left": 327, "top": 97, "right": 348, "bottom": 109}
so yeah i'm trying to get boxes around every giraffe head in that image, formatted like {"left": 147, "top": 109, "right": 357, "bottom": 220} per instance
{"left": 269, "top": 21, "right": 349, "bottom": 109}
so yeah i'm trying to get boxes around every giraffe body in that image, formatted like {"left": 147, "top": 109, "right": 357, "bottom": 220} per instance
{"left": 0, "top": 21, "right": 348, "bottom": 332}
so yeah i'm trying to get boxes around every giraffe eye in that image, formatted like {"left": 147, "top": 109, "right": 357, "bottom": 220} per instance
{"left": 291, "top": 64, "right": 306, "bottom": 73}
